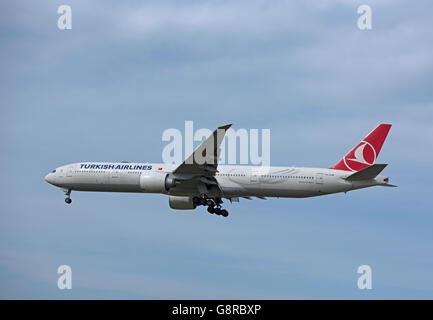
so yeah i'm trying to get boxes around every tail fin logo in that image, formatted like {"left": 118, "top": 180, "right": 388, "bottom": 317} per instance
{"left": 343, "top": 140, "right": 377, "bottom": 172}
{"left": 331, "top": 123, "right": 391, "bottom": 172}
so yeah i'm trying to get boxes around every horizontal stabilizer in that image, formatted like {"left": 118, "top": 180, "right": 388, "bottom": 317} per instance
{"left": 345, "top": 164, "right": 387, "bottom": 181}
{"left": 382, "top": 183, "right": 398, "bottom": 187}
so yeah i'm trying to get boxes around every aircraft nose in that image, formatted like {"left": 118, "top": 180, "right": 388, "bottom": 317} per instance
{"left": 45, "top": 173, "right": 54, "bottom": 185}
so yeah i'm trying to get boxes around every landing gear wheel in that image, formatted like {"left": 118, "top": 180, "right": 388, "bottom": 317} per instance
{"left": 214, "top": 207, "right": 221, "bottom": 215}
{"left": 207, "top": 206, "right": 215, "bottom": 214}
{"left": 220, "top": 209, "right": 229, "bottom": 217}
{"left": 64, "top": 189, "right": 72, "bottom": 204}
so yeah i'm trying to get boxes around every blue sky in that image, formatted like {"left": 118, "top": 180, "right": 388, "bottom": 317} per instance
{"left": 1, "top": 0, "right": 433, "bottom": 299}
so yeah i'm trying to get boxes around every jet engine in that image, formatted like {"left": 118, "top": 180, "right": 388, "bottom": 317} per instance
{"left": 169, "top": 196, "right": 196, "bottom": 210}
{"left": 140, "top": 172, "right": 176, "bottom": 193}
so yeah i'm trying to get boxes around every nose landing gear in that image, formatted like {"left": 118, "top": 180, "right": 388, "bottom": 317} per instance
{"left": 64, "top": 189, "right": 72, "bottom": 204}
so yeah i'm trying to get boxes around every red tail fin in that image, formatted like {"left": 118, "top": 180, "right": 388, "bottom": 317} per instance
{"left": 331, "top": 124, "right": 392, "bottom": 172}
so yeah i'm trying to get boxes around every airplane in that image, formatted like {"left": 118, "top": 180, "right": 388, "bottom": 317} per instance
{"left": 45, "top": 123, "right": 395, "bottom": 217}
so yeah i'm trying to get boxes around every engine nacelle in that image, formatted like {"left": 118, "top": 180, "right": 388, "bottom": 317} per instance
{"left": 140, "top": 172, "right": 176, "bottom": 193}
{"left": 169, "top": 196, "right": 196, "bottom": 210}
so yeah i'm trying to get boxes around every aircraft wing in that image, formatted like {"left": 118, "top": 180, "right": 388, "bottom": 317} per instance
{"left": 171, "top": 124, "right": 231, "bottom": 197}
{"left": 173, "top": 124, "right": 231, "bottom": 176}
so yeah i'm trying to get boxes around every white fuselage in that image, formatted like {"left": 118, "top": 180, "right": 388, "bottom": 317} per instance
{"left": 45, "top": 162, "right": 389, "bottom": 198}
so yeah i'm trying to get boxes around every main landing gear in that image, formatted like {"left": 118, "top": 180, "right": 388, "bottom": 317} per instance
{"left": 193, "top": 196, "right": 229, "bottom": 217}
{"left": 64, "top": 189, "right": 72, "bottom": 204}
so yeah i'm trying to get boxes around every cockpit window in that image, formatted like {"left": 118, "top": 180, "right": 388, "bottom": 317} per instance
{"left": 52, "top": 169, "right": 56, "bottom": 173}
